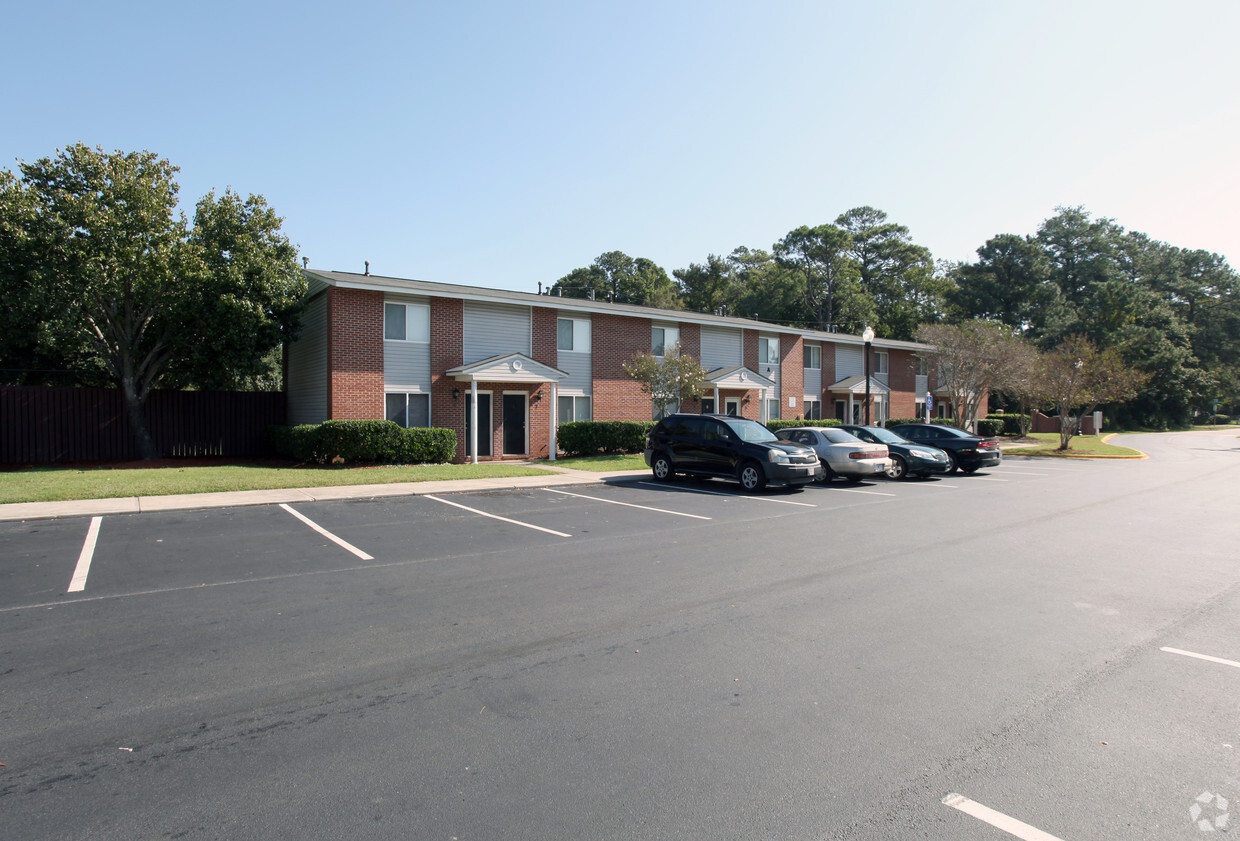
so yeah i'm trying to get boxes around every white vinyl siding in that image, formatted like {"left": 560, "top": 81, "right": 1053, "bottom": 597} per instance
{"left": 836, "top": 344, "right": 863, "bottom": 379}
{"left": 463, "top": 301, "right": 530, "bottom": 361}
{"left": 700, "top": 326, "right": 742, "bottom": 369}
{"left": 287, "top": 294, "right": 328, "bottom": 425}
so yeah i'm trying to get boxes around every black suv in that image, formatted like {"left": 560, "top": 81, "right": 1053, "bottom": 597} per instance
{"left": 886, "top": 422, "right": 1002, "bottom": 474}
{"left": 644, "top": 414, "right": 823, "bottom": 491}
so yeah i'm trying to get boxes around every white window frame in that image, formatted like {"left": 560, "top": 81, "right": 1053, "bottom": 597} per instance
{"left": 557, "top": 317, "right": 590, "bottom": 353}
{"left": 652, "top": 325, "right": 679, "bottom": 358}
{"left": 759, "top": 336, "right": 780, "bottom": 365}
{"left": 385, "top": 391, "right": 431, "bottom": 428}
{"left": 874, "top": 350, "right": 889, "bottom": 375}
{"left": 804, "top": 397, "right": 821, "bottom": 420}
{"left": 384, "top": 302, "right": 430, "bottom": 343}
{"left": 557, "top": 394, "right": 592, "bottom": 422}
{"left": 804, "top": 344, "right": 821, "bottom": 370}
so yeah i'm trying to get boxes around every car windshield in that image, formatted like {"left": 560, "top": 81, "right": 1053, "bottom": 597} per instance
{"left": 724, "top": 418, "right": 779, "bottom": 443}
{"left": 863, "top": 427, "right": 909, "bottom": 444}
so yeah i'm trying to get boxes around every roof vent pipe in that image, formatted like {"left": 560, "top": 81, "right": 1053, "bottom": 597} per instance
{"left": 538, "top": 281, "right": 543, "bottom": 295}
{"left": 364, "top": 260, "right": 370, "bottom": 276}
{"left": 302, "top": 257, "right": 308, "bottom": 269}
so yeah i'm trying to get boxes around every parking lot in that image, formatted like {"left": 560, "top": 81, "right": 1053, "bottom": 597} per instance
{"left": 3, "top": 431, "right": 1239, "bottom": 840}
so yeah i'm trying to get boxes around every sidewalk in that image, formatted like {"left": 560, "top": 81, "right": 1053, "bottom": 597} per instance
{"left": 0, "top": 465, "right": 649, "bottom": 523}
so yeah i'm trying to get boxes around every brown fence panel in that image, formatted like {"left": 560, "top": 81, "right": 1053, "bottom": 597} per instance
{"left": 0, "top": 387, "right": 286, "bottom": 464}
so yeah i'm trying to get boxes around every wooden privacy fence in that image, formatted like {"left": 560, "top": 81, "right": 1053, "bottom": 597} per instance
{"left": 1, "top": 386, "right": 286, "bottom": 464}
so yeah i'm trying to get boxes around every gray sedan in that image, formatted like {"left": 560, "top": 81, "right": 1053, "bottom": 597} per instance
{"left": 775, "top": 426, "right": 891, "bottom": 483}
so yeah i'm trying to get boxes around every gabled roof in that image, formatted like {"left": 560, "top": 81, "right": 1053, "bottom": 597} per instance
{"left": 445, "top": 353, "right": 567, "bottom": 383}
{"left": 704, "top": 365, "right": 776, "bottom": 389}
{"left": 827, "top": 375, "right": 891, "bottom": 394}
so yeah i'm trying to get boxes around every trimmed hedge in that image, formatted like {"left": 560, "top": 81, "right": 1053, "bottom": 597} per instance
{"left": 987, "top": 412, "right": 1029, "bottom": 436}
{"left": 975, "top": 418, "right": 1003, "bottom": 437}
{"left": 268, "top": 420, "right": 457, "bottom": 464}
{"left": 765, "top": 418, "right": 841, "bottom": 431}
{"left": 884, "top": 418, "right": 923, "bottom": 428}
{"left": 558, "top": 421, "right": 655, "bottom": 456}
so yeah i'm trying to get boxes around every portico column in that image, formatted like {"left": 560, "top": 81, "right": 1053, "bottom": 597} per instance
{"left": 470, "top": 380, "right": 479, "bottom": 465}
{"left": 549, "top": 382, "right": 557, "bottom": 461}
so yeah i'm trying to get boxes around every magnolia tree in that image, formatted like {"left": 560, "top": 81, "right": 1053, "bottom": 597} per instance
{"left": 623, "top": 347, "right": 709, "bottom": 419}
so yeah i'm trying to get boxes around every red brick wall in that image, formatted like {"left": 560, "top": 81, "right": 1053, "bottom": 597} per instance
{"left": 327, "top": 287, "right": 384, "bottom": 419}
{"left": 430, "top": 298, "right": 466, "bottom": 460}
{"left": 888, "top": 348, "right": 917, "bottom": 419}
{"left": 532, "top": 307, "right": 558, "bottom": 368}
{"left": 740, "top": 330, "right": 760, "bottom": 420}
{"left": 780, "top": 334, "right": 805, "bottom": 420}
{"left": 678, "top": 322, "right": 703, "bottom": 413}
{"left": 592, "top": 313, "right": 652, "bottom": 420}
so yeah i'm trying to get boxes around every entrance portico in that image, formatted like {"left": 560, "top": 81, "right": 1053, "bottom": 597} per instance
{"left": 445, "top": 353, "right": 568, "bottom": 464}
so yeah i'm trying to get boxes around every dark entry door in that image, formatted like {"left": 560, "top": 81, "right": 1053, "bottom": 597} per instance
{"left": 502, "top": 394, "right": 527, "bottom": 455}
{"left": 465, "top": 393, "right": 492, "bottom": 457}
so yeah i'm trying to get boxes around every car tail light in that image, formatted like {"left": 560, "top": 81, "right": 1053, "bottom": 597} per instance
{"left": 849, "top": 447, "right": 888, "bottom": 459}
{"left": 978, "top": 440, "right": 998, "bottom": 449}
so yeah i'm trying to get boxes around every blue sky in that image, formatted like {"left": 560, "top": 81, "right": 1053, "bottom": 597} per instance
{"left": 6, "top": 1, "right": 1238, "bottom": 293}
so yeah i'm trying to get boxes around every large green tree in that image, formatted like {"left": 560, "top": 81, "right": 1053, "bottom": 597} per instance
{"left": 0, "top": 144, "right": 305, "bottom": 458}
{"left": 774, "top": 224, "right": 867, "bottom": 332}
{"left": 550, "top": 250, "right": 680, "bottom": 308}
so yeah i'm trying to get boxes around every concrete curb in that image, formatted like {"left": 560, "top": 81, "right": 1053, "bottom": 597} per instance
{"left": 0, "top": 469, "right": 650, "bottom": 522}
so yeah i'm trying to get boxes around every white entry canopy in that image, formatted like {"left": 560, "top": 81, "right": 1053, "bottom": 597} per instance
{"left": 704, "top": 365, "right": 775, "bottom": 390}
{"left": 445, "top": 352, "right": 568, "bottom": 384}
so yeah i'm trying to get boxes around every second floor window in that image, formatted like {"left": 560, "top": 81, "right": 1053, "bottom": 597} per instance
{"left": 874, "top": 350, "right": 889, "bottom": 375}
{"left": 652, "top": 325, "right": 679, "bottom": 357}
{"left": 384, "top": 303, "right": 429, "bottom": 342}
{"left": 759, "top": 336, "right": 779, "bottom": 365}
{"left": 804, "top": 345, "right": 821, "bottom": 370}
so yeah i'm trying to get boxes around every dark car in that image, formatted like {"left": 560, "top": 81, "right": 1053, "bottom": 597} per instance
{"left": 837, "top": 424, "right": 952, "bottom": 480}
{"left": 644, "top": 414, "right": 824, "bottom": 491}
{"left": 886, "top": 422, "right": 1002, "bottom": 474}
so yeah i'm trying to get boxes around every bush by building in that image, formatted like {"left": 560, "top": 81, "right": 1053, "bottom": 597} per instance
{"left": 268, "top": 420, "right": 456, "bottom": 464}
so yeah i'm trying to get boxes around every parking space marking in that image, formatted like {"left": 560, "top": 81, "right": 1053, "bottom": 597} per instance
{"left": 279, "top": 504, "right": 375, "bottom": 559}
{"left": 968, "top": 476, "right": 1010, "bottom": 481}
{"left": 892, "top": 481, "right": 960, "bottom": 489}
{"left": 544, "top": 488, "right": 712, "bottom": 520}
{"left": 636, "top": 482, "right": 817, "bottom": 507}
{"left": 67, "top": 516, "right": 102, "bottom": 593}
{"left": 1161, "top": 647, "right": 1240, "bottom": 670}
{"left": 425, "top": 495, "right": 573, "bottom": 537}
{"left": 942, "top": 793, "right": 1066, "bottom": 840}
{"left": 827, "top": 487, "right": 896, "bottom": 497}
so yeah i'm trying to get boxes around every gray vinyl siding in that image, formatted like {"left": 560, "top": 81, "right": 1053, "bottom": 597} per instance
{"left": 836, "top": 344, "right": 863, "bottom": 379}
{"left": 916, "top": 373, "right": 929, "bottom": 396}
{"left": 384, "top": 294, "right": 431, "bottom": 391}
{"left": 463, "top": 301, "right": 530, "bottom": 361}
{"left": 557, "top": 352, "right": 592, "bottom": 393}
{"left": 803, "top": 367, "right": 822, "bottom": 396}
{"left": 287, "top": 294, "right": 328, "bottom": 425}
{"left": 700, "top": 326, "right": 742, "bottom": 370}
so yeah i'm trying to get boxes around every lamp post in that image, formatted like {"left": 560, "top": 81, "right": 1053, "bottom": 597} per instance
{"left": 862, "top": 325, "right": 875, "bottom": 425}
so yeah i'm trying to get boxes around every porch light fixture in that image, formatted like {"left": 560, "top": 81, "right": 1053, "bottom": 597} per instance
{"left": 452, "top": 388, "right": 460, "bottom": 400}
{"left": 862, "top": 325, "right": 875, "bottom": 425}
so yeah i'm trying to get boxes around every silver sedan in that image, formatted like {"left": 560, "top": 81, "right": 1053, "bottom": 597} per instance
{"left": 774, "top": 426, "right": 891, "bottom": 483}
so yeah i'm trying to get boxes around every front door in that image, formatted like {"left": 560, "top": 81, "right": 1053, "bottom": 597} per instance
{"left": 465, "top": 393, "right": 492, "bottom": 457}
{"left": 502, "top": 393, "right": 527, "bottom": 455}
{"left": 724, "top": 397, "right": 740, "bottom": 417}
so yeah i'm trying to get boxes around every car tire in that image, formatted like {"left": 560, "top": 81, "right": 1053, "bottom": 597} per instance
{"left": 885, "top": 455, "right": 907, "bottom": 480}
{"left": 818, "top": 460, "right": 835, "bottom": 483}
{"left": 738, "top": 461, "right": 766, "bottom": 492}
{"left": 961, "top": 464, "right": 979, "bottom": 474}
{"left": 651, "top": 453, "right": 675, "bottom": 482}
{"left": 945, "top": 452, "right": 958, "bottom": 474}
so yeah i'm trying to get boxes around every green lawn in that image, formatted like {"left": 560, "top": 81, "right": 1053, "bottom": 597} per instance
{"left": 1002, "top": 432, "right": 1144, "bottom": 457}
{"left": 0, "top": 462, "right": 552, "bottom": 505}
{"left": 548, "top": 454, "right": 648, "bottom": 471}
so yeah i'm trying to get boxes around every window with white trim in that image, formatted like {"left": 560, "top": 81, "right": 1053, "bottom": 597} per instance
{"left": 804, "top": 344, "right": 821, "bottom": 370}
{"left": 384, "top": 303, "right": 429, "bottom": 342}
{"left": 916, "top": 355, "right": 929, "bottom": 376}
{"left": 759, "top": 336, "right": 780, "bottom": 365}
{"left": 386, "top": 392, "right": 430, "bottom": 427}
{"left": 804, "top": 398, "right": 821, "bottom": 420}
{"left": 557, "top": 317, "right": 590, "bottom": 352}
{"left": 652, "top": 325, "right": 679, "bottom": 357}
{"left": 557, "top": 395, "right": 592, "bottom": 422}
{"left": 766, "top": 398, "right": 779, "bottom": 421}
{"left": 874, "top": 350, "right": 889, "bottom": 375}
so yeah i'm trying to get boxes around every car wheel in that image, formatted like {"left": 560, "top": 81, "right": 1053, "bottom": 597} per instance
{"left": 818, "top": 460, "right": 835, "bottom": 483}
{"left": 651, "top": 453, "right": 675, "bottom": 482}
{"left": 885, "top": 455, "right": 907, "bottom": 480}
{"left": 961, "top": 464, "right": 979, "bottom": 474}
{"left": 738, "top": 461, "right": 766, "bottom": 492}
{"left": 945, "top": 452, "right": 958, "bottom": 474}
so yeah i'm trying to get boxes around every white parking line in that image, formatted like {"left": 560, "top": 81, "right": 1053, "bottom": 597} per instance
{"left": 968, "top": 476, "right": 1009, "bottom": 481}
{"left": 893, "top": 482, "right": 960, "bottom": 489}
{"left": 279, "top": 504, "right": 375, "bottom": 559}
{"left": 68, "top": 516, "right": 102, "bottom": 592}
{"left": 1161, "top": 647, "right": 1240, "bottom": 670}
{"left": 942, "top": 793, "right": 1065, "bottom": 840}
{"left": 544, "top": 488, "right": 712, "bottom": 520}
{"left": 426, "top": 495, "right": 573, "bottom": 537}
{"left": 828, "top": 487, "right": 896, "bottom": 496}
{"left": 636, "top": 482, "right": 816, "bottom": 507}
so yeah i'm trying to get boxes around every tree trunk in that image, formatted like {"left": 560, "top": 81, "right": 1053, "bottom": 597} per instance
{"left": 120, "top": 372, "right": 159, "bottom": 460}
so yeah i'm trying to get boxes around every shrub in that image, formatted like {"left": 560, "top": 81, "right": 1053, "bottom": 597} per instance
{"left": 558, "top": 421, "right": 654, "bottom": 456}
{"left": 885, "top": 418, "right": 924, "bottom": 428}
{"left": 976, "top": 418, "right": 1003, "bottom": 437}
{"left": 267, "top": 420, "right": 456, "bottom": 464}
{"left": 931, "top": 418, "right": 965, "bottom": 429}
{"left": 1210, "top": 414, "right": 1233, "bottom": 425}
{"left": 766, "top": 418, "right": 841, "bottom": 431}
{"left": 987, "top": 412, "right": 1029, "bottom": 436}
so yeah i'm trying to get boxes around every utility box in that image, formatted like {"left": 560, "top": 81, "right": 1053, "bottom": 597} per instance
{"left": 1093, "top": 410, "right": 1103, "bottom": 433}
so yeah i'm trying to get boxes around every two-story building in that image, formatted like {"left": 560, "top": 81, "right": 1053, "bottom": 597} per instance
{"left": 286, "top": 269, "right": 965, "bottom": 463}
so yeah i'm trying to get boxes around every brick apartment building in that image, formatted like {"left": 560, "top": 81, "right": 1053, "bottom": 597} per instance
{"left": 286, "top": 270, "right": 962, "bottom": 463}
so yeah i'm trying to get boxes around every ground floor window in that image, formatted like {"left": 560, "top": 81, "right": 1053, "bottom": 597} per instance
{"left": 654, "top": 398, "right": 680, "bottom": 420}
{"left": 558, "top": 395, "right": 592, "bottom": 422}
{"left": 766, "top": 398, "right": 779, "bottom": 423}
{"left": 804, "top": 398, "right": 821, "bottom": 420}
{"left": 386, "top": 392, "right": 430, "bottom": 427}
{"left": 916, "top": 399, "right": 926, "bottom": 420}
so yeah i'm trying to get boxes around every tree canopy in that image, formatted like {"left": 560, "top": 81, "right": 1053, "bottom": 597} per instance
{"left": 0, "top": 144, "right": 305, "bottom": 457}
